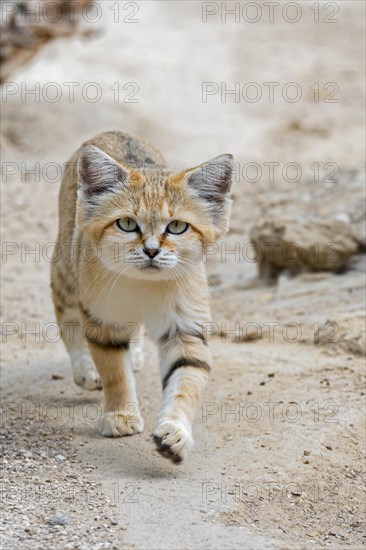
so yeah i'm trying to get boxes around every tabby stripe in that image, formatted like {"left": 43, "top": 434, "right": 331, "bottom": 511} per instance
{"left": 85, "top": 332, "right": 130, "bottom": 350}
{"left": 56, "top": 266, "right": 77, "bottom": 294}
{"left": 163, "top": 358, "right": 211, "bottom": 389}
{"left": 50, "top": 283, "right": 77, "bottom": 309}
{"left": 78, "top": 301, "right": 103, "bottom": 327}
{"left": 159, "top": 330, "right": 207, "bottom": 345}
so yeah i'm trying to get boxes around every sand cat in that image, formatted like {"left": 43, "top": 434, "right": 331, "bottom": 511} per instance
{"left": 51, "top": 131, "right": 233, "bottom": 462}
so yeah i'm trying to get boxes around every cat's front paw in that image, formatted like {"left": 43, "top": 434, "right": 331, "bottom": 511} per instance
{"left": 71, "top": 353, "right": 102, "bottom": 390}
{"left": 153, "top": 420, "right": 193, "bottom": 463}
{"left": 99, "top": 410, "right": 144, "bottom": 437}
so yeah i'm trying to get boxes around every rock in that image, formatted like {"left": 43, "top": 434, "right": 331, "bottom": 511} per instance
{"left": 250, "top": 217, "right": 358, "bottom": 280}
{"left": 55, "top": 454, "right": 66, "bottom": 461}
{"left": 47, "top": 515, "right": 69, "bottom": 526}
{"left": 51, "top": 374, "right": 64, "bottom": 380}
{"left": 19, "top": 449, "right": 32, "bottom": 459}
{"left": 348, "top": 198, "right": 366, "bottom": 251}
{"left": 0, "top": 0, "right": 94, "bottom": 84}
{"left": 318, "top": 313, "right": 366, "bottom": 356}
{"left": 352, "top": 222, "right": 366, "bottom": 251}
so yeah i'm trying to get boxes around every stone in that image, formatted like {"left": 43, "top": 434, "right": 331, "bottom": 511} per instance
{"left": 55, "top": 454, "right": 66, "bottom": 461}
{"left": 47, "top": 515, "right": 69, "bottom": 526}
{"left": 250, "top": 217, "right": 358, "bottom": 280}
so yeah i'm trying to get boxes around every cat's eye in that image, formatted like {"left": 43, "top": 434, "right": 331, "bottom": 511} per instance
{"left": 166, "top": 220, "right": 189, "bottom": 235}
{"left": 117, "top": 218, "right": 138, "bottom": 232}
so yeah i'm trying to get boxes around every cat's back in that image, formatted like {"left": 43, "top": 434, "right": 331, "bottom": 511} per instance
{"left": 81, "top": 131, "right": 167, "bottom": 170}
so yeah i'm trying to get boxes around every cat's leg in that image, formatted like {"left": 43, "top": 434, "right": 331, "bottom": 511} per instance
{"left": 83, "top": 320, "right": 144, "bottom": 437}
{"left": 60, "top": 305, "right": 102, "bottom": 390}
{"left": 131, "top": 326, "right": 144, "bottom": 372}
{"left": 153, "top": 333, "right": 211, "bottom": 462}
{"left": 51, "top": 271, "right": 101, "bottom": 390}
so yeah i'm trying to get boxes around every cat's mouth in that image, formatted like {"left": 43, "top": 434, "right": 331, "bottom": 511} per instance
{"left": 142, "top": 261, "right": 161, "bottom": 271}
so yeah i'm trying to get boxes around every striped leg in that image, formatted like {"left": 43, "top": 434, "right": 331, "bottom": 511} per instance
{"left": 153, "top": 333, "right": 211, "bottom": 462}
{"left": 80, "top": 309, "right": 144, "bottom": 437}
{"left": 61, "top": 305, "right": 102, "bottom": 390}
{"left": 51, "top": 279, "right": 101, "bottom": 390}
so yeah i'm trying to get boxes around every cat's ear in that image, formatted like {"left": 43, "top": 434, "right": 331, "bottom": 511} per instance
{"left": 184, "top": 154, "right": 234, "bottom": 202}
{"left": 182, "top": 154, "right": 234, "bottom": 234}
{"left": 77, "top": 145, "right": 129, "bottom": 198}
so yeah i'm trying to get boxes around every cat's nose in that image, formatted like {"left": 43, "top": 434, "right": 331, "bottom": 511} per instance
{"left": 143, "top": 247, "right": 160, "bottom": 258}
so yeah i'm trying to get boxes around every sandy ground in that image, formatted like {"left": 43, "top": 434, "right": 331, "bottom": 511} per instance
{"left": 1, "top": 1, "right": 365, "bottom": 548}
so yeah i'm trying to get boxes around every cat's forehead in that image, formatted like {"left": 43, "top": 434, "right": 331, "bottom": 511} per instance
{"left": 131, "top": 170, "right": 180, "bottom": 220}
{"left": 135, "top": 198, "right": 173, "bottom": 224}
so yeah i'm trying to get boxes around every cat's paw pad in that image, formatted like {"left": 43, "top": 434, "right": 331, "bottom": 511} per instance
{"left": 153, "top": 420, "right": 193, "bottom": 463}
{"left": 99, "top": 411, "right": 144, "bottom": 437}
{"left": 72, "top": 354, "right": 102, "bottom": 390}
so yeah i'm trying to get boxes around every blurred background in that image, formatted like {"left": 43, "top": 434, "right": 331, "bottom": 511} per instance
{"left": 1, "top": 1, "right": 365, "bottom": 549}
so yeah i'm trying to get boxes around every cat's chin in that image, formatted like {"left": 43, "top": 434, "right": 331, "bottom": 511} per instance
{"left": 121, "top": 265, "right": 180, "bottom": 282}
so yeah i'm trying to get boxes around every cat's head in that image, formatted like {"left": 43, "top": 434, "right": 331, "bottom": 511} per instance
{"left": 76, "top": 145, "right": 233, "bottom": 281}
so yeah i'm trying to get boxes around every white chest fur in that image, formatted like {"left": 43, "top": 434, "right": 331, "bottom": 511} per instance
{"left": 81, "top": 274, "right": 176, "bottom": 340}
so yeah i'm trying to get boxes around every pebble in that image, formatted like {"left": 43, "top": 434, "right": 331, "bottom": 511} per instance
{"left": 20, "top": 450, "right": 32, "bottom": 459}
{"left": 47, "top": 515, "right": 70, "bottom": 526}
{"left": 55, "top": 454, "right": 66, "bottom": 461}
